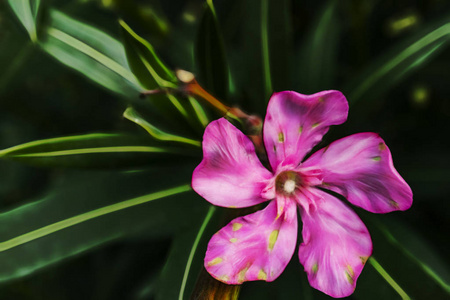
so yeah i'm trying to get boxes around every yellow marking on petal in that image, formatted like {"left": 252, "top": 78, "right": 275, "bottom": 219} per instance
{"left": 230, "top": 238, "right": 237, "bottom": 243}
{"left": 372, "top": 156, "right": 381, "bottom": 161}
{"left": 360, "top": 256, "right": 368, "bottom": 265}
{"left": 390, "top": 199, "right": 399, "bottom": 209}
{"left": 268, "top": 230, "right": 279, "bottom": 251}
{"left": 299, "top": 126, "right": 303, "bottom": 134}
{"left": 318, "top": 97, "right": 324, "bottom": 103}
{"left": 275, "top": 204, "right": 284, "bottom": 220}
{"left": 229, "top": 206, "right": 237, "bottom": 208}
{"left": 258, "top": 269, "right": 267, "bottom": 280}
{"left": 346, "top": 265, "right": 355, "bottom": 285}
{"left": 219, "top": 275, "right": 230, "bottom": 282}
{"left": 278, "top": 132, "right": 285, "bottom": 142}
{"left": 232, "top": 223, "right": 243, "bottom": 231}
{"left": 238, "top": 266, "right": 249, "bottom": 283}
{"left": 312, "top": 263, "right": 318, "bottom": 274}
{"left": 207, "top": 257, "right": 223, "bottom": 266}
{"left": 379, "top": 142, "right": 386, "bottom": 151}
{"left": 312, "top": 122, "right": 320, "bottom": 128}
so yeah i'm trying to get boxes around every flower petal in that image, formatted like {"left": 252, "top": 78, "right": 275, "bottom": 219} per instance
{"left": 298, "top": 189, "right": 372, "bottom": 298}
{"left": 205, "top": 200, "right": 297, "bottom": 284}
{"left": 263, "top": 90, "right": 348, "bottom": 171}
{"left": 192, "top": 118, "right": 273, "bottom": 208}
{"left": 303, "top": 132, "right": 413, "bottom": 213}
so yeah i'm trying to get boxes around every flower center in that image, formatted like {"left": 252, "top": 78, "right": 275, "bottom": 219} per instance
{"left": 275, "top": 171, "right": 302, "bottom": 195}
{"left": 283, "top": 179, "right": 296, "bottom": 193}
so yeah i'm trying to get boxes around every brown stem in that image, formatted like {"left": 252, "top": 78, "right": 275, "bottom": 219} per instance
{"left": 190, "top": 270, "right": 241, "bottom": 300}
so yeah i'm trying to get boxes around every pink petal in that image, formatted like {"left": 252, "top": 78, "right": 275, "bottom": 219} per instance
{"left": 303, "top": 133, "right": 413, "bottom": 213}
{"left": 204, "top": 200, "right": 297, "bottom": 284}
{"left": 298, "top": 189, "right": 372, "bottom": 298}
{"left": 192, "top": 118, "right": 273, "bottom": 208}
{"left": 263, "top": 91, "right": 348, "bottom": 172}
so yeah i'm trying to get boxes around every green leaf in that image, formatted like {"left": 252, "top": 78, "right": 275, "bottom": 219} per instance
{"left": 260, "top": 0, "right": 272, "bottom": 101}
{"left": 123, "top": 107, "right": 201, "bottom": 147}
{"left": 368, "top": 257, "right": 411, "bottom": 300}
{"left": 195, "top": 0, "right": 229, "bottom": 101}
{"left": 7, "top": 0, "right": 42, "bottom": 42}
{"left": 267, "top": 0, "right": 293, "bottom": 92}
{"left": 119, "top": 19, "right": 176, "bottom": 90}
{"left": 374, "top": 218, "right": 450, "bottom": 294}
{"left": 156, "top": 206, "right": 216, "bottom": 300}
{"left": 0, "top": 133, "right": 200, "bottom": 169}
{"left": 0, "top": 168, "right": 204, "bottom": 282}
{"left": 354, "top": 213, "right": 450, "bottom": 299}
{"left": 345, "top": 14, "right": 450, "bottom": 106}
{"left": 40, "top": 9, "right": 141, "bottom": 97}
{"left": 120, "top": 20, "right": 207, "bottom": 131}
{"left": 296, "top": 0, "right": 341, "bottom": 93}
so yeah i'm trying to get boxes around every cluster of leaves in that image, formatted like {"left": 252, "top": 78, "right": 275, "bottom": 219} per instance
{"left": 0, "top": 0, "right": 449, "bottom": 299}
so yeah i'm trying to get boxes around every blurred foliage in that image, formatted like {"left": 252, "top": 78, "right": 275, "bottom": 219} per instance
{"left": 0, "top": 0, "right": 449, "bottom": 299}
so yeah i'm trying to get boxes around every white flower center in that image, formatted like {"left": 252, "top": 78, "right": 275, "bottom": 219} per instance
{"left": 283, "top": 179, "right": 296, "bottom": 193}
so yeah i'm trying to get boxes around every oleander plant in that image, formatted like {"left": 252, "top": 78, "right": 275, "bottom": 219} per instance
{"left": 0, "top": 0, "right": 449, "bottom": 299}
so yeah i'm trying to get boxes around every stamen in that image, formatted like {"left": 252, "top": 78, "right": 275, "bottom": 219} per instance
{"left": 284, "top": 179, "right": 296, "bottom": 193}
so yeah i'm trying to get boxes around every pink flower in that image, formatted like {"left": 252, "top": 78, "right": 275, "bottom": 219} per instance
{"left": 192, "top": 91, "right": 412, "bottom": 298}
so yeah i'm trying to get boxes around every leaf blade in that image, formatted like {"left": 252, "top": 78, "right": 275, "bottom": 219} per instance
{"left": 345, "top": 16, "right": 450, "bottom": 105}
{"left": 40, "top": 9, "right": 141, "bottom": 97}
{"left": 0, "top": 133, "right": 199, "bottom": 169}
{"left": 8, "top": 0, "right": 41, "bottom": 42}
{"left": 195, "top": 0, "right": 229, "bottom": 101}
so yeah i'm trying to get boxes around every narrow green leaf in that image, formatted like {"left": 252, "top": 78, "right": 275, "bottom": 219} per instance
{"left": 369, "top": 257, "right": 411, "bottom": 300}
{"left": 0, "top": 42, "right": 34, "bottom": 94}
{"left": 188, "top": 96, "right": 209, "bottom": 128}
{"left": 178, "top": 206, "right": 216, "bottom": 300}
{"left": 0, "top": 133, "right": 199, "bottom": 169}
{"left": 120, "top": 20, "right": 206, "bottom": 131}
{"left": 156, "top": 205, "right": 221, "bottom": 300}
{"left": 195, "top": 0, "right": 229, "bottom": 101}
{"left": 356, "top": 213, "right": 450, "bottom": 299}
{"left": 345, "top": 15, "right": 450, "bottom": 105}
{"left": 119, "top": 19, "right": 176, "bottom": 89}
{"left": 267, "top": 0, "right": 293, "bottom": 92}
{"left": 0, "top": 184, "right": 191, "bottom": 252}
{"left": 375, "top": 218, "right": 450, "bottom": 293}
{"left": 40, "top": 9, "right": 141, "bottom": 97}
{"left": 8, "top": 0, "right": 41, "bottom": 42}
{"left": 261, "top": 0, "right": 272, "bottom": 101}
{"left": 0, "top": 167, "right": 204, "bottom": 282}
{"left": 296, "top": 0, "right": 340, "bottom": 93}
{"left": 124, "top": 107, "right": 201, "bottom": 147}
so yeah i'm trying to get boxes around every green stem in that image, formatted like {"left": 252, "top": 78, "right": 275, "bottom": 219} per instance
{"left": 369, "top": 256, "right": 411, "bottom": 300}
{"left": 178, "top": 206, "right": 216, "bottom": 300}
{"left": 261, "top": 0, "right": 272, "bottom": 101}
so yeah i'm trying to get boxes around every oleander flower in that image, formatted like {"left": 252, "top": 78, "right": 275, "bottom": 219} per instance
{"left": 192, "top": 90, "right": 412, "bottom": 298}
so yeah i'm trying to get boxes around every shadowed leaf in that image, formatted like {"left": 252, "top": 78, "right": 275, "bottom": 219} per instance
{"left": 0, "top": 166, "right": 205, "bottom": 283}
{"left": 345, "top": 13, "right": 450, "bottom": 105}
{"left": 195, "top": 0, "right": 229, "bottom": 101}
{"left": 41, "top": 9, "right": 141, "bottom": 97}
{"left": 0, "top": 133, "right": 200, "bottom": 169}
{"left": 8, "top": 0, "right": 42, "bottom": 42}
